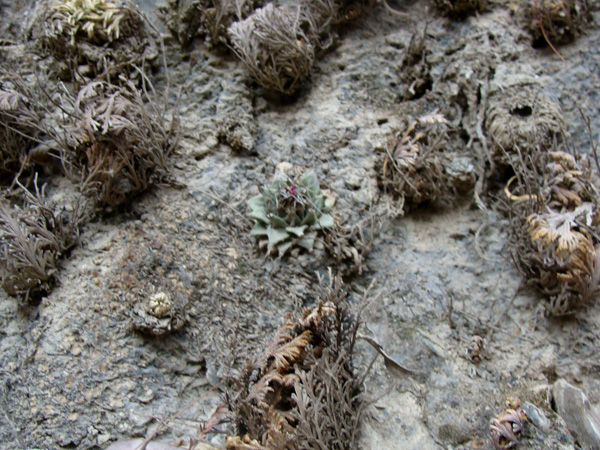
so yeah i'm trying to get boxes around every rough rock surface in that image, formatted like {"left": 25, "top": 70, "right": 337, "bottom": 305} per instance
{"left": 1, "top": 1, "right": 600, "bottom": 449}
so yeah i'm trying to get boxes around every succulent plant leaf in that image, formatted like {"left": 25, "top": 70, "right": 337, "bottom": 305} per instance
{"left": 286, "top": 225, "right": 307, "bottom": 237}
{"left": 317, "top": 214, "right": 334, "bottom": 229}
{"left": 250, "top": 223, "right": 268, "bottom": 236}
{"left": 278, "top": 241, "right": 293, "bottom": 256}
{"left": 301, "top": 210, "right": 316, "bottom": 226}
{"left": 267, "top": 227, "right": 289, "bottom": 247}
{"left": 300, "top": 171, "right": 318, "bottom": 188}
{"left": 269, "top": 214, "right": 288, "bottom": 229}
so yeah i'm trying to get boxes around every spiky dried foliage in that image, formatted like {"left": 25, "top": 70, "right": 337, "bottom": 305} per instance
{"left": 62, "top": 79, "right": 174, "bottom": 207}
{"left": 378, "top": 113, "right": 474, "bottom": 209}
{"left": 0, "top": 183, "right": 76, "bottom": 301}
{"left": 485, "top": 87, "right": 564, "bottom": 168}
{"left": 0, "top": 87, "right": 44, "bottom": 183}
{"left": 205, "top": 0, "right": 266, "bottom": 47}
{"left": 304, "top": 0, "right": 374, "bottom": 28}
{"left": 507, "top": 147, "right": 600, "bottom": 315}
{"left": 434, "top": 0, "right": 486, "bottom": 16}
{"left": 228, "top": 274, "right": 362, "bottom": 450}
{"left": 160, "top": 0, "right": 264, "bottom": 47}
{"left": 490, "top": 398, "right": 527, "bottom": 450}
{"left": 523, "top": 0, "right": 591, "bottom": 48}
{"left": 37, "top": 0, "right": 156, "bottom": 82}
{"left": 229, "top": 4, "right": 317, "bottom": 95}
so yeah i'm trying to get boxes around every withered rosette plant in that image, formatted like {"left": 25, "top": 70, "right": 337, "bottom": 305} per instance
{"left": 160, "top": 0, "right": 265, "bottom": 47}
{"left": 0, "top": 183, "right": 77, "bottom": 301}
{"left": 248, "top": 170, "right": 335, "bottom": 257}
{"left": 434, "top": 0, "right": 487, "bottom": 17}
{"left": 36, "top": 0, "right": 157, "bottom": 81}
{"left": 0, "top": 86, "right": 44, "bottom": 183}
{"left": 506, "top": 147, "right": 600, "bottom": 316}
{"left": 522, "top": 0, "right": 592, "bottom": 48}
{"left": 490, "top": 397, "right": 528, "bottom": 450}
{"left": 485, "top": 86, "right": 565, "bottom": 169}
{"left": 227, "top": 274, "right": 363, "bottom": 450}
{"left": 378, "top": 112, "right": 475, "bottom": 210}
{"left": 63, "top": 79, "right": 174, "bottom": 207}
{"left": 229, "top": 4, "right": 317, "bottom": 95}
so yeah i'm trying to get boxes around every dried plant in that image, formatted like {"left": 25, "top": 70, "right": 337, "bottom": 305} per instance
{"left": 523, "top": 0, "right": 592, "bottom": 48}
{"left": 0, "top": 182, "right": 77, "bottom": 301}
{"left": 304, "top": 0, "right": 374, "bottom": 28}
{"left": 205, "top": 0, "right": 265, "bottom": 47}
{"left": 0, "top": 87, "right": 44, "bottom": 183}
{"left": 378, "top": 114, "right": 474, "bottom": 209}
{"left": 506, "top": 145, "right": 600, "bottom": 315}
{"left": 227, "top": 273, "right": 362, "bottom": 450}
{"left": 490, "top": 398, "right": 527, "bottom": 450}
{"left": 160, "top": 0, "right": 264, "bottom": 47}
{"left": 37, "top": 0, "right": 156, "bottom": 82}
{"left": 434, "top": 0, "right": 487, "bottom": 16}
{"left": 61, "top": 78, "right": 175, "bottom": 207}
{"left": 248, "top": 171, "right": 335, "bottom": 257}
{"left": 228, "top": 4, "right": 317, "bottom": 95}
{"left": 485, "top": 87, "right": 564, "bottom": 168}
{"left": 467, "top": 335, "right": 485, "bottom": 363}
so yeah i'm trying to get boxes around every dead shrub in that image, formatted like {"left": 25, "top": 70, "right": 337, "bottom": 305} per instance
{"left": 523, "top": 0, "right": 592, "bottom": 48}
{"left": 434, "top": 0, "right": 487, "bottom": 16}
{"left": 304, "top": 0, "right": 374, "bottom": 27}
{"left": 61, "top": 79, "right": 175, "bottom": 207}
{"left": 378, "top": 112, "right": 475, "bottom": 209}
{"left": 485, "top": 87, "right": 564, "bottom": 168}
{"left": 506, "top": 145, "right": 600, "bottom": 315}
{"left": 160, "top": 0, "right": 264, "bottom": 47}
{"left": 0, "top": 182, "right": 77, "bottom": 301}
{"left": 228, "top": 4, "right": 317, "bottom": 95}
{"left": 0, "top": 87, "right": 43, "bottom": 183}
{"left": 35, "top": 0, "right": 157, "bottom": 82}
{"left": 227, "top": 274, "right": 363, "bottom": 450}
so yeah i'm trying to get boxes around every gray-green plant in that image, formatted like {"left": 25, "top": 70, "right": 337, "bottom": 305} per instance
{"left": 248, "top": 171, "right": 335, "bottom": 256}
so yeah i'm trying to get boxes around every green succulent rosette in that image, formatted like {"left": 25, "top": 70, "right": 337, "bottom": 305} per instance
{"left": 248, "top": 171, "right": 335, "bottom": 256}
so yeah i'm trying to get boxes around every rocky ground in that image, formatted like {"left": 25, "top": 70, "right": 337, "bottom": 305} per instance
{"left": 1, "top": 0, "right": 600, "bottom": 449}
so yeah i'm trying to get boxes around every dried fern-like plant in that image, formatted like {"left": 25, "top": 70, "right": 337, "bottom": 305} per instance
{"left": 36, "top": 0, "right": 156, "bottom": 81}
{"left": 0, "top": 182, "right": 76, "bottom": 301}
{"left": 523, "top": 0, "right": 592, "bottom": 48}
{"left": 227, "top": 274, "right": 363, "bottom": 450}
{"left": 506, "top": 146, "right": 600, "bottom": 315}
{"left": 229, "top": 4, "right": 317, "bottom": 95}
{"left": 62, "top": 78, "right": 174, "bottom": 207}
{"left": 379, "top": 113, "right": 474, "bottom": 209}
